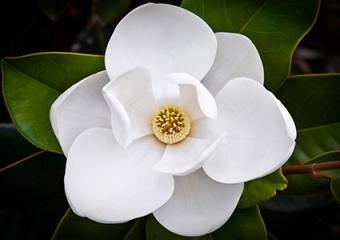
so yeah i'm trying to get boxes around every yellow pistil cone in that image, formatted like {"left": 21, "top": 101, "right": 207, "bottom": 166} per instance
{"left": 152, "top": 106, "right": 191, "bottom": 144}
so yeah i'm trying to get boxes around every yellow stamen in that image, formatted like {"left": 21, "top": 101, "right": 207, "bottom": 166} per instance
{"left": 152, "top": 106, "right": 191, "bottom": 144}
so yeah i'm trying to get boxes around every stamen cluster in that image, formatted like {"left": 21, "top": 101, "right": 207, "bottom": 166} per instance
{"left": 152, "top": 106, "right": 191, "bottom": 144}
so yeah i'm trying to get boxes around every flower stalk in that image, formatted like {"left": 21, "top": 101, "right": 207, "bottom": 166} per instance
{"left": 282, "top": 160, "right": 340, "bottom": 177}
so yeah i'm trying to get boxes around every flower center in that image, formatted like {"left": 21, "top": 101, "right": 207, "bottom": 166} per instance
{"left": 152, "top": 106, "right": 191, "bottom": 144}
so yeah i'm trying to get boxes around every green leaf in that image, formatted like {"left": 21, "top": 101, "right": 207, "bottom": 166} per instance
{"left": 2, "top": 52, "right": 105, "bottom": 153}
{"left": 276, "top": 74, "right": 340, "bottom": 194}
{"left": 181, "top": 0, "right": 320, "bottom": 91}
{"left": 276, "top": 74, "right": 340, "bottom": 130}
{"left": 290, "top": 123, "right": 340, "bottom": 166}
{"left": 0, "top": 123, "right": 38, "bottom": 169}
{"left": 36, "top": 0, "right": 70, "bottom": 21}
{"left": 94, "top": 0, "right": 132, "bottom": 25}
{"left": 146, "top": 215, "right": 212, "bottom": 240}
{"left": 319, "top": 169, "right": 340, "bottom": 181}
{"left": 0, "top": 151, "right": 68, "bottom": 239}
{"left": 146, "top": 206, "right": 266, "bottom": 240}
{"left": 123, "top": 218, "right": 146, "bottom": 240}
{"left": 238, "top": 169, "right": 287, "bottom": 208}
{"left": 319, "top": 169, "right": 340, "bottom": 204}
{"left": 52, "top": 209, "right": 134, "bottom": 240}
{"left": 330, "top": 180, "right": 340, "bottom": 204}
{"left": 213, "top": 206, "right": 266, "bottom": 240}
{"left": 283, "top": 174, "right": 329, "bottom": 195}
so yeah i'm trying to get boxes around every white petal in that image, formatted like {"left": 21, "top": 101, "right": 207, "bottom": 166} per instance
{"left": 203, "top": 78, "right": 296, "bottom": 184}
{"left": 153, "top": 135, "right": 225, "bottom": 176}
{"left": 50, "top": 71, "right": 111, "bottom": 155}
{"left": 102, "top": 67, "right": 159, "bottom": 148}
{"left": 272, "top": 95, "right": 297, "bottom": 140}
{"left": 105, "top": 3, "right": 217, "bottom": 101}
{"left": 153, "top": 170, "right": 244, "bottom": 237}
{"left": 168, "top": 73, "right": 217, "bottom": 120}
{"left": 202, "top": 33, "right": 264, "bottom": 96}
{"left": 65, "top": 128, "right": 174, "bottom": 223}
{"left": 189, "top": 118, "right": 225, "bottom": 139}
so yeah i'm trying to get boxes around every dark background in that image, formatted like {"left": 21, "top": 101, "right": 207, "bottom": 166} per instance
{"left": 0, "top": 0, "right": 340, "bottom": 239}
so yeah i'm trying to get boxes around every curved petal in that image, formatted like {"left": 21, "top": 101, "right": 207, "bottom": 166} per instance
{"left": 105, "top": 3, "right": 217, "bottom": 101}
{"left": 50, "top": 71, "right": 111, "bottom": 155}
{"left": 203, "top": 78, "right": 296, "bottom": 184}
{"left": 189, "top": 118, "right": 225, "bottom": 139}
{"left": 202, "top": 33, "right": 264, "bottom": 96}
{"left": 272, "top": 95, "right": 297, "bottom": 140}
{"left": 168, "top": 73, "right": 217, "bottom": 120}
{"left": 65, "top": 128, "right": 174, "bottom": 223}
{"left": 153, "top": 170, "right": 244, "bottom": 237}
{"left": 153, "top": 135, "right": 225, "bottom": 176}
{"left": 102, "top": 67, "right": 159, "bottom": 148}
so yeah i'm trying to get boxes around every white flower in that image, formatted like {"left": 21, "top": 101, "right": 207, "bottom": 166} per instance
{"left": 50, "top": 3, "right": 296, "bottom": 237}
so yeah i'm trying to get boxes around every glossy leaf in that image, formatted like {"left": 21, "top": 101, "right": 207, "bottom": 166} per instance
{"left": 289, "top": 123, "right": 340, "bottom": 169}
{"left": 146, "top": 206, "right": 266, "bottom": 240}
{"left": 146, "top": 215, "right": 211, "bottom": 240}
{"left": 181, "top": 0, "right": 320, "bottom": 91}
{"left": 0, "top": 151, "right": 68, "bottom": 239}
{"left": 330, "top": 180, "right": 340, "bottom": 204}
{"left": 0, "top": 123, "right": 38, "bottom": 169}
{"left": 123, "top": 218, "right": 146, "bottom": 240}
{"left": 238, "top": 169, "right": 287, "bottom": 208}
{"left": 52, "top": 209, "right": 134, "bottom": 240}
{"left": 212, "top": 206, "right": 266, "bottom": 240}
{"left": 2, "top": 52, "right": 105, "bottom": 153}
{"left": 276, "top": 74, "right": 340, "bottom": 130}
{"left": 319, "top": 169, "right": 340, "bottom": 181}
{"left": 319, "top": 169, "right": 340, "bottom": 204}
{"left": 283, "top": 174, "right": 329, "bottom": 195}
{"left": 276, "top": 74, "right": 340, "bottom": 194}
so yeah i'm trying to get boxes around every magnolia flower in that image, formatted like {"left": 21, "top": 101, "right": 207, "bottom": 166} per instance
{"left": 50, "top": 3, "right": 296, "bottom": 237}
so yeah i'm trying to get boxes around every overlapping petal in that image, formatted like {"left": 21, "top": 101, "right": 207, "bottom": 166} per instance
{"left": 153, "top": 170, "right": 244, "bottom": 236}
{"left": 202, "top": 33, "right": 264, "bottom": 96}
{"left": 65, "top": 128, "right": 174, "bottom": 223}
{"left": 203, "top": 77, "right": 296, "bottom": 184}
{"left": 153, "top": 135, "right": 225, "bottom": 176}
{"left": 50, "top": 71, "right": 111, "bottom": 155}
{"left": 105, "top": 3, "right": 217, "bottom": 102}
{"left": 102, "top": 67, "right": 158, "bottom": 148}
{"left": 168, "top": 73, "right": 217, "bottom": 120}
